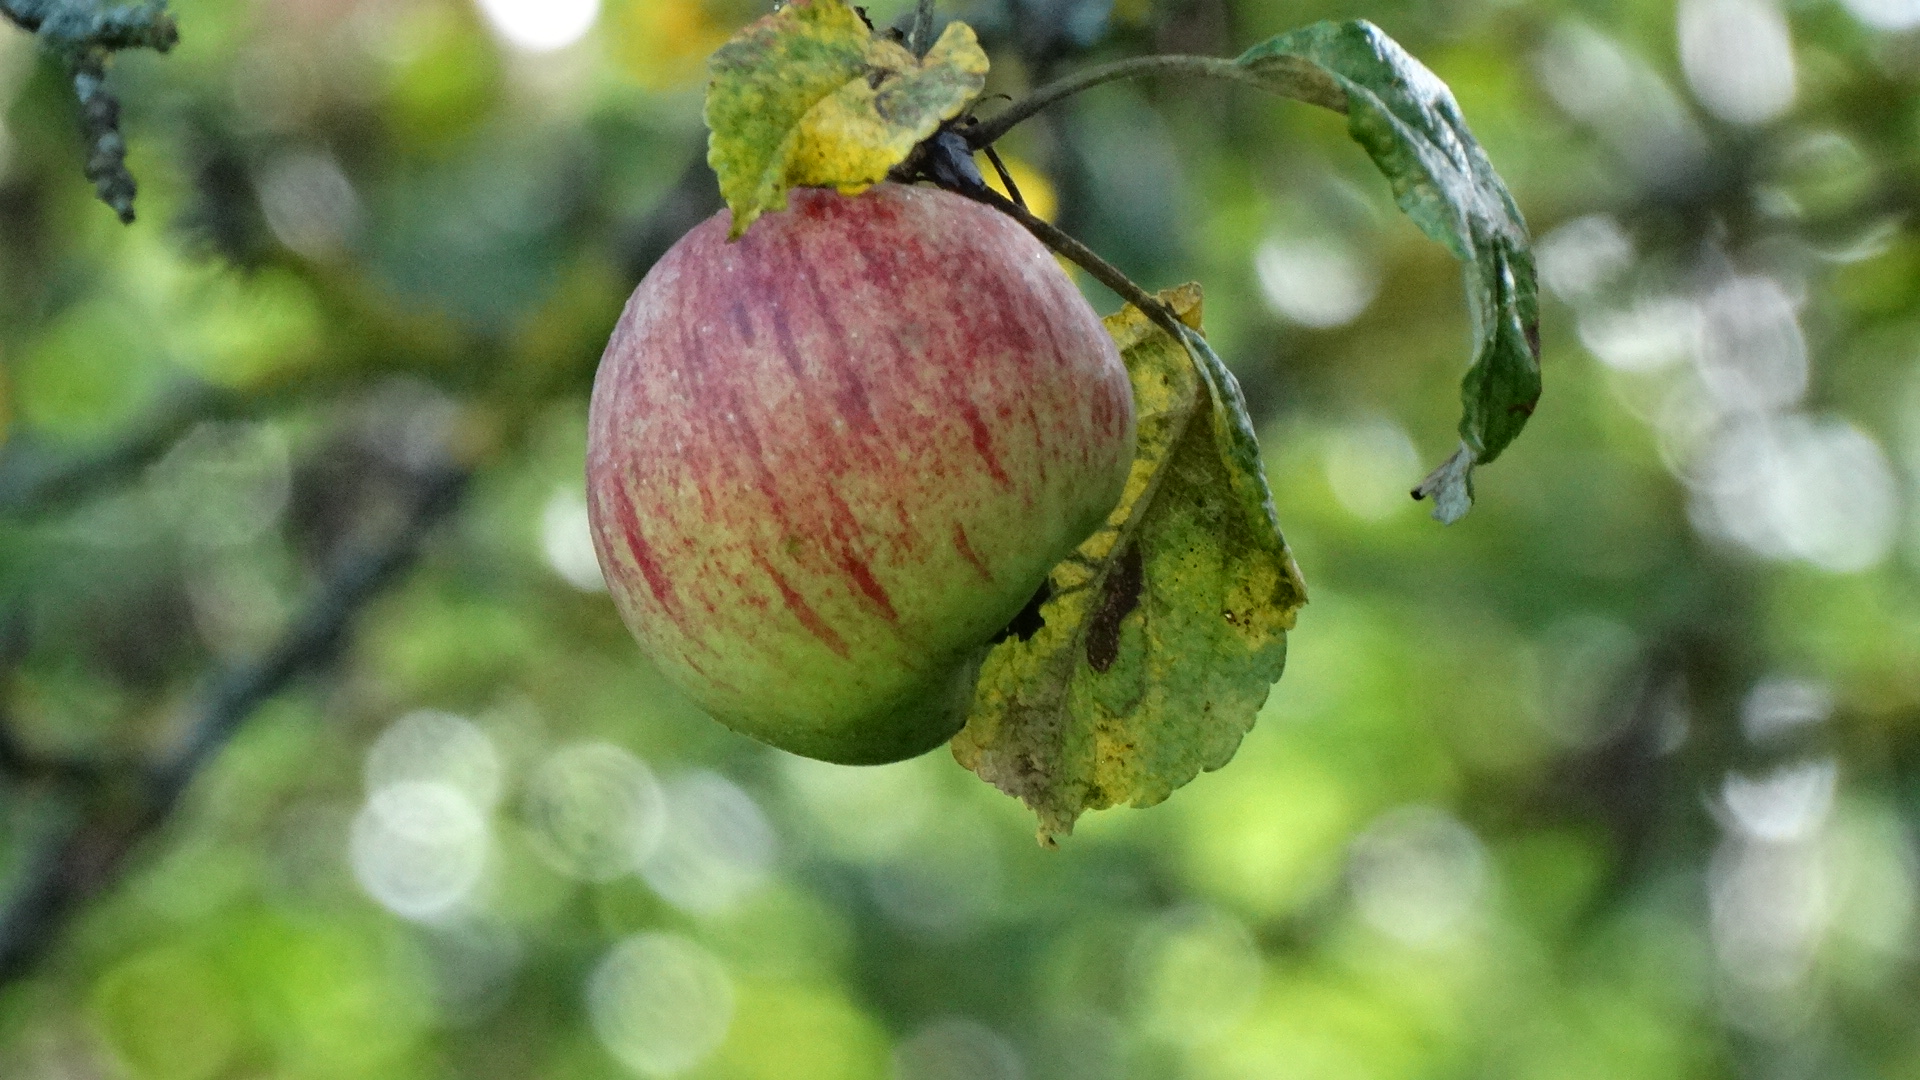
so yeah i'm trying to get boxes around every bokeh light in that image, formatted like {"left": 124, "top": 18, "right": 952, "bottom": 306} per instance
{"left": 542, "top": 487, "right": 608, "bottom": 592}
{"left": 1536, "top": 213, "right": 1633, "bottom": 302}
{"left": 1128, "top": 906, "right": 1265, "bottom": 1046}
{"left": 1678, "top": 0, "right": 1796, "bottom": 126}
{"left": 1320, "top": 417, "right": 1422, "bottom": 521}
{"left": 587, "top": 933, "right": 735, "bottom": 1076}
{"left": 1253, "top": 235, "right": 1379, "bottom": 329}
{"left": 365, "top": 709, "right": 504, "bottom": 810}
{"left": 523, "top": 741, "right": 667, "bottom": 881}
{"left": 148, "top": 422, "right": 292, "bottom": 548}
{"left": 256, "top": 150, "right": 364, "bottom": 260}
{"left": 1346, "top": 805, "right": 1489, "bottom": 948}
{"left": 640, "top": 771, "right": 776, "bottom": 914}
{"left": 474, "top": 0, "right": 601, "bottom": 52}
{"left": 892, "top": 1016, "right": 1027, "bottom": 1080}
{"left": 350, "top": 780, "right": 491, "bottom": 922}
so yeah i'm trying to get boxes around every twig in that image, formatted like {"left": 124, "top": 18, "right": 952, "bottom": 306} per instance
{"left": 980, "top": 144, "right": 1026, "bottom": 210}
{"left": 949, "top": 183, "right": 1193, "bottom": 345}
{"left": 1, "top": 0, "right": 179, "bottom": 222}
{"left": 0, "top": 382, "right": 242, "bottom": 518}
{"left": 0, "top": 462, "right": 469, "bottom": 986}
{"left": 0, "top": 0, "right": 176, "bottom": 50}
{"left": 963, "top": 53, "right": 1346, "bottom": 150}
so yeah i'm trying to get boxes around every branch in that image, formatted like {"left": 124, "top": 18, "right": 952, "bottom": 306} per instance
{"left": 964, "top": 53, "right": 1346, "bottom": 150}
{"left": 950, "top": 183, "right": 1193, "bottom": 346}
{"left": 0, "top": 461, "right": 468, "bottom": 986}
{"left": 907, "top": 0, "right": 935, "bottom": 56}
{"left": 0, "top": 381, "right": 241, "bottom": 518}
{"left": 2, "top": 0, "right": 179, "bottom": 222}
{"left": 0, "top": 0, "right": 176, "bottom": 50}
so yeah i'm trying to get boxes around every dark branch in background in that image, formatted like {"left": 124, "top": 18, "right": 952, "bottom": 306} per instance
{"left": 0, "top": 381, "right": 240, "bottom": 517}
{"left": 0, "top": 135, "right": 730, "bottom": 985}
{"left": 907, "top": 0, "right": 936, "bottom": 56}
{"left": 1, "top": 0, "right": 178, "bottom": 222}
{"left": 0, "top": 462, "right": 468, "bottom": 986}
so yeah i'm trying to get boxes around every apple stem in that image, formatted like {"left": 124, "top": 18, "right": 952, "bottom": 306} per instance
{"left": 979, "top": 145, "right": 1027, "bottom": 211}
{"left": 954, "top": 185, "right": 1194, "bottom": 349}
{"left": 964, "top": 54, "right": 1346, "bottom": 151}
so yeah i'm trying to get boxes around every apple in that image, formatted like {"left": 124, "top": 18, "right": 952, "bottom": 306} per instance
{"left": 586, "top": 182, "right": 1135, "bottom": 764}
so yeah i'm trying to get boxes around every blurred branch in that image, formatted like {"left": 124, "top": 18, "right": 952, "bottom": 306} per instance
{"left": 908, "top": 0, "right": 936, "bottom": 55}
{"left": 0, "top": 381, "right": 240, "bottom": 517}
{"left": 617, "top": 148, "right": 724, "bottom": 284}
{"left": 0, "top": 460, "right": 468, "bottom": 986}
{"left": 1, "top": 0, "right": 179, "bottom": 222}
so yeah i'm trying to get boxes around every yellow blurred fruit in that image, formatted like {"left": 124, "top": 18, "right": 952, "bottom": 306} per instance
{"left": 608, "top": 0, "right": 731, "bottom": 89}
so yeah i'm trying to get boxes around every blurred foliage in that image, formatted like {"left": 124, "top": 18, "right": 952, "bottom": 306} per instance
{"left": 2, "top": 0, "right": 1920, "bottom": 1077}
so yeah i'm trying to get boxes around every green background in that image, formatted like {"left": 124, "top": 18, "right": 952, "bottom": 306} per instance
{"left": 2, "top": 0, "right": 1918, "bottom": 1076}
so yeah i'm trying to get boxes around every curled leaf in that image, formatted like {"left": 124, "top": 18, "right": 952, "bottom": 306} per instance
{"left": 1236, "top": 21, "right": 1539, "bottom": 522}
{"left": 952, "top": 286, "right": 1307, "bottom": 843}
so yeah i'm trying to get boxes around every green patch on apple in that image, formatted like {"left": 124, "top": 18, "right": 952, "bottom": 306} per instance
{"left": 588, "top": 0, "right": 1539, "bottom": 840}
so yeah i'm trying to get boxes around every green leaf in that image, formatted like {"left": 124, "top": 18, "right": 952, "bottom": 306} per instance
{"left": 704, "top": 0, "right": 987, "bottom": 238}
{"left": 1236, "top": 20, "right": 1540, "bottom": 523}
{"left": 952, "top": 286, "right": 1308, "bottom": 844}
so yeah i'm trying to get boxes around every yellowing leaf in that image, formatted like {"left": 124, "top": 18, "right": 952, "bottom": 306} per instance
{"left": 785, "top": 25, "right": 989, "bottom": 194}
{"left": 952, "top": 286, "right": 1308, "bottom": 844}
{"left": 705, "top": 0, "right": 988, "bottom": 237}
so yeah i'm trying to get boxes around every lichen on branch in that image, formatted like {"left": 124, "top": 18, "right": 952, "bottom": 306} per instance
{"left": 2, "top": 0, "right": 179, "bottom": 223}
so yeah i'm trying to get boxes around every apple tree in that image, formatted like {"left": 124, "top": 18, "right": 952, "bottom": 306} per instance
{"left": 592, "top": 0, "right": 1539, "bottom": 841}
{"left": 7, "top": 0, "right": 1920, "bottom": 1075}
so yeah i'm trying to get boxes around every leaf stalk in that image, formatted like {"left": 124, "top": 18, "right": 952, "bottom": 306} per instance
{"left": 965, "top": 53, "right": 1346, "bottom": 149}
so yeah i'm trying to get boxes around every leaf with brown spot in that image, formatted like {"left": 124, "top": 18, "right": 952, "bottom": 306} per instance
{"left": 951, "top": 285, "right": 1308, "bottom": 843}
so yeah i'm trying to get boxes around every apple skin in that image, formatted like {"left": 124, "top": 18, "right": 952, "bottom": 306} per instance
{"left": 586, "top": 182, "right": 1135, "bottom": 765}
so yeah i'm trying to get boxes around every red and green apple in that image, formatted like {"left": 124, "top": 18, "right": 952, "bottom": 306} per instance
{"left": 587, "top": 182, "right": 1135, "bottom": 764}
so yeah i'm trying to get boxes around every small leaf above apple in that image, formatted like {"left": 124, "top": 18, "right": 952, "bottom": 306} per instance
{"left": 704, "top": 0, "right": 988, "bottom": 237}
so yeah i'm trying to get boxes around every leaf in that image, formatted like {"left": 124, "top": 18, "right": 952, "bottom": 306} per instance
{"left": 951, "top": 286, "right": 1308, "bottom": 843}
{"left": 704, "top": 0, "right": 987, "bottom": 238}
{"left": 1235, "top": 20, "right": 1539, "bottom": 523}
